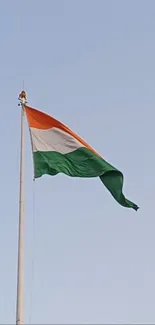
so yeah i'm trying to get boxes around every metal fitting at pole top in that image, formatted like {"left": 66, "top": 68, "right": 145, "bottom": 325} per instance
{"left": 18, "top": 90, "right": 27, "bottom": 106}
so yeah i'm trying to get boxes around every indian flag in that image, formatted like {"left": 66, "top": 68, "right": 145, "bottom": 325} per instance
{"left": 25, "top": 106, "right": 139, "bottom": 211}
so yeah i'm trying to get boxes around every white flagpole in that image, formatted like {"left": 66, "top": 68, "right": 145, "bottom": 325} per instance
{"left": 16, "top": 91, "right": 27, "bottom": 325}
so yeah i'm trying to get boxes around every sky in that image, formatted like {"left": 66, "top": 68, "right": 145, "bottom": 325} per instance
{"left": 0, "top": 0, "right": 155, "bottom": 323}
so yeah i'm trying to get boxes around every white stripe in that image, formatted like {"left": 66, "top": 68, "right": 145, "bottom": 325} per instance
{"left": 30, "top": 127, "right": 84, "bottom": 154}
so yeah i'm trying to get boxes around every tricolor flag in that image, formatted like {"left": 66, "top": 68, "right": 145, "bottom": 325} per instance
{"left": 25, "top": 106, "right": 138, "bottom": 211}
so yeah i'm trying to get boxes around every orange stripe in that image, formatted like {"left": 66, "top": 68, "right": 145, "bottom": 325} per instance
{"left": 25, "top": 106, "right": 100, "bottom": 157}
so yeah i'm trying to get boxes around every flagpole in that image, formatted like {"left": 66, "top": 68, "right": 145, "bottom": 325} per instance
{"left": 16, "top": 91, "right": 27, "bottom": 325}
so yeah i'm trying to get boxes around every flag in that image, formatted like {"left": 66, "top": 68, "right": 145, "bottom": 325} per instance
{"left": 25, "top": 106, "right": 139, "bottom": 211}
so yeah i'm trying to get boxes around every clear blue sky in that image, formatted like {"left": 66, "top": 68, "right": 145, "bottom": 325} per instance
{"left": 0, "top": 0, "right": 155, "bottom": 323}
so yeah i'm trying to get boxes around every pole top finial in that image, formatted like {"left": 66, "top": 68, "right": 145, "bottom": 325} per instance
{"left": 18, "top": 90, "right": 27, "bottom": 106}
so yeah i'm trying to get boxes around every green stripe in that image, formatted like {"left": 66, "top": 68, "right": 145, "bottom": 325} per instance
{"left": 33, "top": 147, "right": 139, "bottom": 211}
